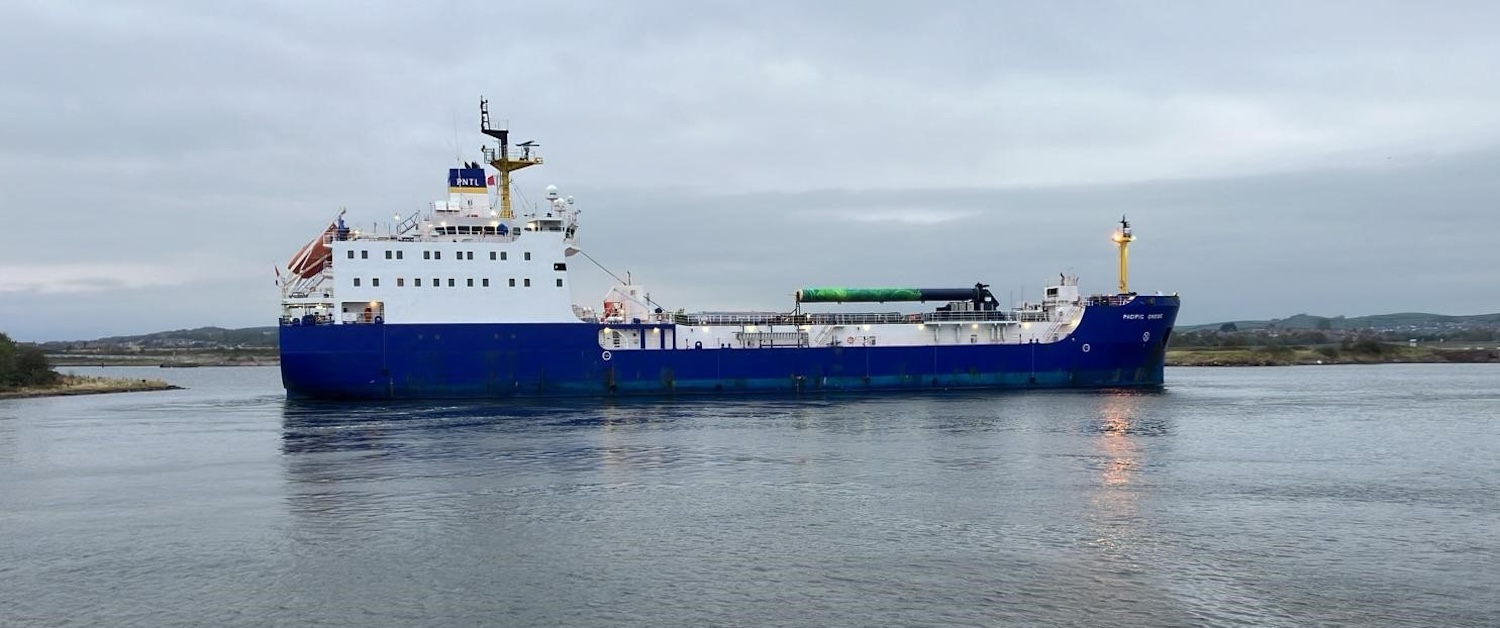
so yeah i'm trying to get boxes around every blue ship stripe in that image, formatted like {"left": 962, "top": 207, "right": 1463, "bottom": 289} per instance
{"left": 280, "top": 298, "right": 1179, "bottom": 400}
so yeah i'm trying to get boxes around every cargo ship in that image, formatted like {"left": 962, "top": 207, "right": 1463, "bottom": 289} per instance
{"left": 276, "top": 100, "right": 1180, "bottom": 399}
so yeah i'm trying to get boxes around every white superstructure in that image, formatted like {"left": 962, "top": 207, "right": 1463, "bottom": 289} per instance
{"left": 278, "top": 101, "right": 1129, "bottom": 352}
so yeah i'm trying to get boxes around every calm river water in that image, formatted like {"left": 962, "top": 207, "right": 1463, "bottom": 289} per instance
{"left": 2, "top": 365, "right": 1496, "bottom": 627}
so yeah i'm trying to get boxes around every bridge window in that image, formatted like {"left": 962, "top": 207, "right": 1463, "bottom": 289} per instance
{"left": 509, "top": 278, "right": 516, "bottom": 287}
{"left": 353, "top": 278, "right": 361, "bottom": 287}
{"left": 489, "top": 251, "right": 496, "bottom": 260}
{"left": 524, "top": 278, "right": 531, "bottom": 287}
{"left": 396, "top": 251, "right": 403, "bottom": 260}
{"left": 500, "top": 252, "right": 508, "bottom": 261}
{"left": 467, "top": 252, "right": 474, "bottom": 260}
{"left": 434, "top": 251, "right": 442, "bottom": 260}
{"left": 432, "top": 277, "right": 439, "bottom": 288}
{"left": 482, "top": 278, "right": 490, "bottom": 287}
{"left": 397, "top": 278, "right": 405, "bottom": 287}
{"left": 415, "top": 278, "right": 422, "bottom": 287}
{"left": 385, "top": 250, "right": 392, "bottom": 259}
{"left": 423, "top": 251, "right": 430, "bottom": 260}
{"left": 467, "top": 278, "right": 474, "bottom": 287}
{"left": 361, "top": 250, "right": 368, "bottom": 259}
{"left": 347, "top": 250, "right": 354, "bottom": 259}
{"left": 448, "top": 278, "right": 455, "bottom": 287}
{"left": 372, "top": 278, "right": 380, "bottom": 287}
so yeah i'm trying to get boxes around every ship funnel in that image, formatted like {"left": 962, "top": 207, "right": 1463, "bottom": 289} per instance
{"left": 445, "top": 167, "right": 489, "bottom": 216}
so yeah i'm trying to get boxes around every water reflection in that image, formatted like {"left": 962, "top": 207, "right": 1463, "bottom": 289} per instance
{"left": 1098, "top": 394, "right": 1141, "bottom": 487}
{"left": 1085, "top": 390, "right": 1172, "bottom": 570}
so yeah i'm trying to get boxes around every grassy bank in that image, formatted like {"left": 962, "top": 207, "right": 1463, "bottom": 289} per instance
{"left": 0, "top": 374, "right": 183, "bottom": 399}
{"left": 1167, "top": 345, "right": 1499, "bottom": 366}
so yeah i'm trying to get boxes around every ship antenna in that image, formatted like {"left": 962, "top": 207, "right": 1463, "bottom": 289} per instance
{"left": 1111, "top": 215, "right": 1135, "bottom": 294}
{"left": 480, "top": 97, "right": 543, "bottom": 221}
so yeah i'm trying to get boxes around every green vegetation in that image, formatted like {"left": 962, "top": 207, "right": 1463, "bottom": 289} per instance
{"left": 1, "top": 331, "right": 181, "bottom": 398}
{"left": 0, "top": 332, "right": 61, "bottom": 390}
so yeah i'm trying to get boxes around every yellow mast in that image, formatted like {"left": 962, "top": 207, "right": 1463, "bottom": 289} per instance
{"left": 1111, "top": 215, "right": 1134, "bottom": 294}
{"left": 479, "top": 98, "right": 543, "bottom": 220}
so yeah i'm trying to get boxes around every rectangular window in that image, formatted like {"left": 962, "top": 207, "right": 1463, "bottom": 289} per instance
{"left": 347, "top": 250, "right": 355, "bottom": 259}
{"left": 508, "top": 278, "right": 516, "bottom": 287}
{"left": 556, "top": 278, "right": 563, "bottom": 287}
{"left": 501, "top": 251, "right": 508, "bottom": 261}
{"left": 372, "top": 278, "right": 380, "bottom": 287}
{"left": 433, "top": 277, "right": 439, "bottom": 288}
{"left": 489, "top": 251, "right": 496, "bottom": 260}
{"left": 482, "top": 278, "right": 490, "bottom": 287}
{"left": 397, "top": 251, "right": 403, "bottom": 260}
{"left": 553, "top": 262, "right": 567, "bottom": 271}
{"left": 467, "top": 252, "right": 474, "bottom": 260}
{"left": 467, "top": 278, "right": 474, "bottom": 287}
{"left": 361, "top": 250, "right": 368, "bottom": 259}
{"left": 448, "top": 278, "right": 455, "bottom": 287}
{"left": 353, "top": 278, "right": 361, "bottom": 287}
{"left": 524, "top": 252, "right": 532, "bottom": 261}
{"left": 385, "top": 250, "right": 392, "bottom": 259}
{"left": 524, "top": 278, "right": 531, "bottom": 287}
{"left": 435, "top": 251, "right": 442, "bottom": 260}
{"left": 397, "top": 278, "right": 405, "bottom": 287}
{"left": 415, "top": 278, "right": 422, "bottom": 287}
{"left": 424, "top": 251, "right": 430, "bottom": 260}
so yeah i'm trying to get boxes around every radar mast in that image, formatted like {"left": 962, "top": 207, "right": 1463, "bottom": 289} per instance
{"left": 1111, "top": 215, "right": 1135, "bottom": 294}
{"left": 480, "top": 98, "right": 543, "bottom": 220}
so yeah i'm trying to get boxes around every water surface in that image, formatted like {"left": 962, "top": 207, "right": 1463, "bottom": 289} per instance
{"left": 2, "top": 365, "right": 1496, "bottom": 626}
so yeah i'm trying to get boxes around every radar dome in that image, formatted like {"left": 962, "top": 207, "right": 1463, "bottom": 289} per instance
{"left": 545, "top": 185, "right": 560, "bottom": 200}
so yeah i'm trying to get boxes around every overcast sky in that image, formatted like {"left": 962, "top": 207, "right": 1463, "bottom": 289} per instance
{"left": 3, "top": 0, "right": 1499, "bottom": 341}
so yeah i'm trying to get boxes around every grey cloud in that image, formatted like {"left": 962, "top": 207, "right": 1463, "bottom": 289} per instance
{"left": 2, "top": 0, "right": 1498, "bottom": 340}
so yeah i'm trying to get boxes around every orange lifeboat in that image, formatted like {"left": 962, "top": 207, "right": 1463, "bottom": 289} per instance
{"left": 287, "top": 224, "right": 335, "bottom": 279}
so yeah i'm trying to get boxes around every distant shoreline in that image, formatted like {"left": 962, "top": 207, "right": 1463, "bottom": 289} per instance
{"left": 49, "top": 355, "right": 277, "bottom": 368}
{"left": 1167, "top": 346, "right": 1499, "bottom": 367}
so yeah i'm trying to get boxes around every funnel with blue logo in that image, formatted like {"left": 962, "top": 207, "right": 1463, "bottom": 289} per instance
{"left": 447, "top": 168, "right": 487, "bottom": 194}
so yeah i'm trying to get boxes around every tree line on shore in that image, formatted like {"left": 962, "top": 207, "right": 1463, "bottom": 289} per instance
{"left": 0, "top": 333, "right": 60, "bottom": 390}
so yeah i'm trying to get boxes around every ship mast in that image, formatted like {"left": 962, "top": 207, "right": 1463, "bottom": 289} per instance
{"left": 1111, "top": 215, "right": 1135, "bottom": 294}
{"left": 479, "top": 98, "right": 543, "bottom": 220}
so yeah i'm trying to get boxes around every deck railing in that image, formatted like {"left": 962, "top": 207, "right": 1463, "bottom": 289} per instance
{"left": 673, "top": 309, "right": 1055, "bottom": 327}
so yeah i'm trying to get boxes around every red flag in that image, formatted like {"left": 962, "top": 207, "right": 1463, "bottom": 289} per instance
{"left": 486, "top": 174, "right": 495, "bottom": 186}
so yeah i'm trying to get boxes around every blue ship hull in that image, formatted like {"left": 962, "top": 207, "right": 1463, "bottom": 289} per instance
{"left": 279, "top": 296, "right": 1179, "bottom": 399}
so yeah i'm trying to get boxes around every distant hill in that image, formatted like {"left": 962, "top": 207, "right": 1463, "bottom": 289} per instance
{"left": 1180, "top": 312, "right": 1500, "bottom": 333}
{"left": 40, "top": 326, "right": 280, "bottom": 350}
